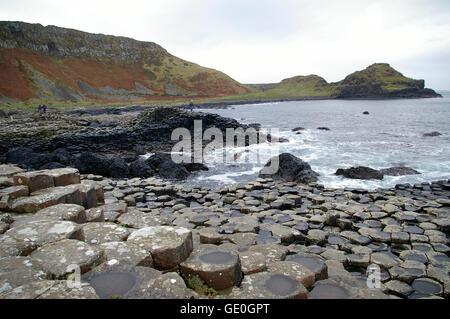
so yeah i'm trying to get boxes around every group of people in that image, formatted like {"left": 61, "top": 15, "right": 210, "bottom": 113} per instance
{"left": 37, "top": 104, "right": 47, "bottom": 115}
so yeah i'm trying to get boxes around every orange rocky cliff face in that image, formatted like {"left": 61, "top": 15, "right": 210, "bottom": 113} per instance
{"left": 0, "top": 21, "right": 250, "bottom": 103}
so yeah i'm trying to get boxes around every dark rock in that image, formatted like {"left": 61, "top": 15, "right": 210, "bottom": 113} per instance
{"left": 379, "top": 167, "right": 421, "bottom": 176}
{"left": 39, "top": 162, "right": 66, "bottom": 170}
{"left": 183, "top": 162, "right": 209, "bottom": 172}
{"left": 74, "top": 152, "right": 111, "bottom": 176}
{"left": 423, "top": 132, "right": 442, "bottom": 137}
{"left": 363, "top": 111, "right": 370, "bottom": 115}
{"left": 259, "top": 153, "right": 319, "bottom": 184}
{"left": 129, "top": 160, "right": 155, "bottom": 178}
{"left": 335, "top": 166, "right": 383, "bottom": 180}
{"left": 292, "top": 127, "right": 305, "bottom": 132}
{"left": 108, "top": 158, "right": 129, "bottom": 178}
{"left": 5, "top": 147, "right": 50, "bottom": 170}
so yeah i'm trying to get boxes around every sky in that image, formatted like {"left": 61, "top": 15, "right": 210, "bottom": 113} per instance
{"left": 1, "top": 0, "right": 450, "bottom": 89}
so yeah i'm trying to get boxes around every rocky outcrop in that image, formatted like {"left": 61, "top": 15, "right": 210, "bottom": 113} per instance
{"left": 1, "top": 108, "right": 260, "bottom": 180}
{"left": 379, "top": 167, "right": 421, "bottom": 176}
{"left": 423, "top": 132, "right": 442, "bottom": 137}
{"left": 336, "top": 166, "right": 421, "bottom": 180}
{"left": 335, "top": 166, "right": 384, "bottom": 180}
{"left": 259, "top": 153, "right": 319, "bottom": 184}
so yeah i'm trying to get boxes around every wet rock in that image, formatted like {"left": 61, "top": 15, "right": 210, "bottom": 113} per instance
{"left": 423, "top": 131, "right": 441, "bottom": 137}
{"left": 310, "top": 276, "right": 391, "bottom": 299}
{"left": 129, "top": 160, "right": 155, "bottom": 178}
{"left": 239, "top": 251, "right": 267, "bottom": 275}
{"left": 10, "top": 186, "right": 83, "bottom": 213}
{"left": 286, "top": 253, "right": 328, "bottom": 280}
{"left": 341, "top": 231, "right": 372, "bottom": 245}
{"left": 236, "top": 272, "right": 308, "bottom": 299}
{"left": 83, "top": 222, "right": 130, "bottom": 245}
{"left": 0, "top": 164, "right": 25, "bottom": 177}
{"left": 180, "top": 244, "right": 242, "bottom": 290}
{"left": 400, "top": 250, "right": 428, "bottom": 264}
{"left": 411, "top": 278, "right": 443, "bottom": 295}
{"left": 268, "top": 261, "right": 315, "bottom": 289}
{"left": 198, "top": 228, "right": 224, "bottom": 244}
{"left": 45, "top": 168, "right": 81, "bottom": 186}
{"left": 0, "top": 257, "right": 51, "bottom": 293}
{"left": 4, "top": 220, "right": 84, "bottom": 251}
{"left": 391, "top": 231, "right": 410, "bottom": 244}
{"left": 99, "top": 242, "right": 153, "bottom": 267}
{"left": 117, "top": 209, "right": 162, "bottom": 229}
{"left": 385, "top": 280, "right": 414, "bottom": 297}
{"left": 13, "top": 171, "right": 54, "bottom": 193}
{"left": 379, "top": 167, "right": 421, "bottom": 176}
{"left": 370, "top": 252, "right": 401, "bottom": 269}
{"left": 82, "top": 262, "right": 162, "bottom": 299}
{"left": 146, "top": 153, "right": 190, "bottom": 180}
{"left": 248, "top": 244, "right": 288, "bottom": 265}
{"left": 34, "top": 204, "right": 86, "bottom": 223}
{"left": 134, "top": 272, "right": 196, "bottom": 299}
{"left": 265, "top": 223, "right": 301, "bottom": 244}
{"left": 306, "top": 229, "right": 328, "bottom": 245}
{"left": 346, "top": 254, "right": 370, "bottom": 268}
{"left": 30, "top": 239, "right": 104, "bottom": 278}
{"left": 227, "top": 232, "right": 258, "bottom": 248}
{"left": 0, "top": 280, "right": 58, "bottom": 299}
{"left": 309, "top": 279, "right": 351, "bottom": 299}
{"left": 127, "top": 226, "right": 193, "bottom": 270}
{"left": 37, "top": 281, "right": 99, "bottom": 299}
{"left": 259, "top": 153, "right": 319, "bottom": 184}
{"left": 320, "top": 249, "right": 348, "bottom": 264}
{"left": 85, "top": 207, "right": 105, "bottom": 222}
{"left": 0, "top": 186, "right": 29, "bottom": 210}
{"left": 335, "top": 166, "right": 383, "bottom": 180}
{"left": 74, "top": 152, "right": 128, "bottom": 178}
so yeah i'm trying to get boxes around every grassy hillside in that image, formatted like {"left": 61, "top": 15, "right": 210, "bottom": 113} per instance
{"left": 245, "top": 63, "right": 440, "bottom": 100}
{"left": 0, "top": 21, "right": 250, "bottom": 105}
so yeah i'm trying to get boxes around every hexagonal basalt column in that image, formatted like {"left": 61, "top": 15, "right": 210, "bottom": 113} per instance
{"left": 238, "top": 272, "right": 308, "bottom": 299}
{"left": 127, "top": 226, "right": 193, "bottom": 270}
{"left": 180, "top": 244, "right": 242, "bottom": 290}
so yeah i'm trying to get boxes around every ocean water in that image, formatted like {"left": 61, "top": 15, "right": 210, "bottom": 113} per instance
{"left": 185, "top": 93, "right": 450, "bottom": 189}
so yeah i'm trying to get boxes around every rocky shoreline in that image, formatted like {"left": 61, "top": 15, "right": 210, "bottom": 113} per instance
{"left": 0, "top": 163, "right": 449, "bottom": 299}
{"left": 0, "top": 106, "right": 449, "bottom": 299}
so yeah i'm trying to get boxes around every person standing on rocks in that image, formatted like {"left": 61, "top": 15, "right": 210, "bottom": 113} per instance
{"left": 189, "top": 100, "right": 194, "bottom": 112}
{"left": 38, "top": 105, "right": 43, "bottom": 116}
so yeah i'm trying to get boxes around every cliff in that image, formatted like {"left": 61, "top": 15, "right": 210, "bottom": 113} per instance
{"left": 0, "top": 21, "right": 250, "bottom": 104}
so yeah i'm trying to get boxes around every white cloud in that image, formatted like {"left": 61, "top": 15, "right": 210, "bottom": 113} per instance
{"left": 0, "top": 0, "right": 449, "bottom": 88}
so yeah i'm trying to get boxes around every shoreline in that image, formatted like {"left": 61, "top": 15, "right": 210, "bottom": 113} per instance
{"left": 0, "top": 163, "right": 448, "bottom": 299}
{"left": 62, "top": 94, "right": 445, "bottom": 116}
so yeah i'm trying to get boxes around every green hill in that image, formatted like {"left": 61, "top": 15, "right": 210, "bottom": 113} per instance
{"left": 247, "top": 63, "right": 441, "bottom": 99}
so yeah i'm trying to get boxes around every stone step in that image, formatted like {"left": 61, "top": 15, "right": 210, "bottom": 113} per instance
{"left": 10, "top": 185, "right": 84, "bottom": 214}
{"left": 0, "top": 164, "right": 25, "bottom": 178}
{"left": 0, "top": 186, "right": 29, "bottom": 210}
{"left": 8, "top": 180, "right": 104, "bottom": 214}
{"left": 13, "top": 168, "right": 80, "bottom": 193}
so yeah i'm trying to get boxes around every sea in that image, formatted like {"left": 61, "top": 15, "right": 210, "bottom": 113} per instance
{"left": 182, "top": 92, "right": 450, "bottom": 190}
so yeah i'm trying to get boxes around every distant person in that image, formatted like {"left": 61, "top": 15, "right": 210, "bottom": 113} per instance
{"left": 38, "top": 105, "right": 43, "bottom": 116}
{"left": 42, "top": 104, "right": 47, "bottom": 113}
{"left": 189, "top": 100, "right": 194, "bottom": 112}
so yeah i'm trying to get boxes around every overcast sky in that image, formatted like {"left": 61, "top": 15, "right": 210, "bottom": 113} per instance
{"left": 1, "top": 0, "right": 449, "bottom": 89}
